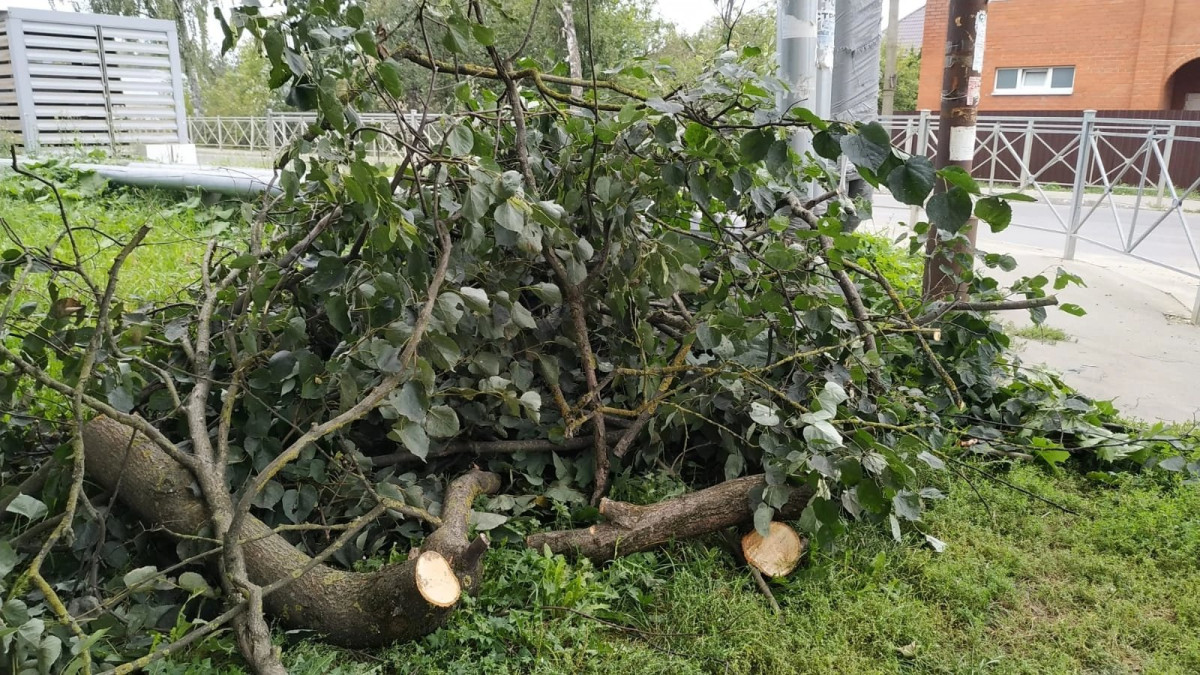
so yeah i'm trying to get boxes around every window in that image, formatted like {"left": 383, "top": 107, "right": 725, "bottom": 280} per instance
{"left": 994, "top": 66, "right": 1075, "bottom": 95}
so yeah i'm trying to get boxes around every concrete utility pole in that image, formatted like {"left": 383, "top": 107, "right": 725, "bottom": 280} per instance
{"left": 777, "top": 0, "right": 818, "bottom": 156}
{"left": 814, "top": 0, "right": 837, "bottom": 119}
{"left": 922, "top": 0, "right": 989, "bottom": 301}
{"left": 881, "top": 0, "right": 901, "bottom": 116}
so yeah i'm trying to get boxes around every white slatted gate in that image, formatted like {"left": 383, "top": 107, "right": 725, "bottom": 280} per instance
{"left": 0, "top": 8, "right": 188, "bottom": 150}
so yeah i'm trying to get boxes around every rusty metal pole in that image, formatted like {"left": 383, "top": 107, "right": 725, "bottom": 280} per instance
{"left": 922, "top": 0, "right": 988, "bottom": 301}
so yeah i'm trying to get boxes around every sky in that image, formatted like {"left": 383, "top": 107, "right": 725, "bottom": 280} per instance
{"left": 2, "top": 0, "right": 928, "bottom": 33}
{"left": 655, "top": 0, "right": 928, "bottom": 35}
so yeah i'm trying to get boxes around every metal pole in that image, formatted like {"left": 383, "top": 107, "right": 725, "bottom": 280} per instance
{"left": 777, "top": 0, "right": 818, "bottom": 158}
{"left": 815, "top": 0, "right": 836, "bottom": 120}
{"left": 922, "top": 0, "right": 988, "bottom": 301}
{"left": 988, "top": 121, "right": 999, "bottom": 191}
{"left": 1063, "top": 110, "right": 1097, "bottom": 260}
{"left": 1155, "top": 122, "right": 1177, "bottom": 209}
{"left": 1019, "top": 119, "right": 1035, "bottom": 190}
{"left": 881, "top": 0, "right": 901, "bottom": 116}
{"left": 909, "top": 109, "right": 932, "bottom": 226}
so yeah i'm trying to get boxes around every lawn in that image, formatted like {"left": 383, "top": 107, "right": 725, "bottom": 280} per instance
{"left": 3, "top": 177, "right": 1198, "bottom": 674}
{"left": 149, "top": 465, "right": 1200, "bottom": 675}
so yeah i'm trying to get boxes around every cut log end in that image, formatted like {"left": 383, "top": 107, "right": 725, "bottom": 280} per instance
{"left": 415, "top": 551, "right": 462, "bottom": 608}
{"left": 741, "top": 522, "right": 806, "bottom": 578}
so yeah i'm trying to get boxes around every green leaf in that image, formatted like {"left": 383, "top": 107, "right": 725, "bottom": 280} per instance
{"left": 392, "top": 381, "right": 427, "bottom": 423}
{"left": 394, "top": 421, "right": 430, "bottom": 461}
{"left": 325, "top": 295, "right": 351, "bottom": 333}
{"left": 892, "top": 490, "right": 922, "bottom": 521}
{"left": 442, "top": 15, "right": 472, "bottom": 54}
{"left": 530, "top": 282, "right": 562, "bottom": 305}
{"left": 1034, "top": 448, "right": 1071, "bottom": 467}
{"left": 924, "top": 534, "right": 947, "bottom": 552}
{"left": 425, "top": 405, "right": 460, "bottom": 438}
{"left": 841, "top": 122, "right": 891, "bottom": 171}
{"left": 459, "top": 286, "right": 490, "bottom": 312}
{"left": 753, "top": 502, "right": 774, "bottom": 537}
{"left": 377, "top": 61, "right": 404, "bottom": 98}
{"left": 926, "top": 187, "right": 973, "bottom": 233}
{"left": 937, "top": 166, "right": 981, "bottom": 194}
{"left": 992, "top": 191, "right": 1037, "bottom": 202}
{"left": 178, "top": 571, "right": 213, "bottom": 597}
{"left": 975, "top": 196, "right": 1013, "bottom": 232}
{"left": 1059, "top": 303, "right": 1087, "bottom": 317}
{"left": 816, "top": 381, "right": 848, "bottom": 412}
{"left": 886, "top": 156, "right": 936, "bottom": 206}
{"left": 813, "top": 130, "right": 843, "bottom": 161}
{"left": 1054, "top": 267, "right": 1086, "bottom": 290}
{"left": 447, "top": 123, "right": 474, "bottom": 156}
{"left": 123, "top": 565, "right": 159, "bottom": 590}
{"left": 646, "top": 97, "right": 684, "bottom": 115}
{"left": 470, "top": 510, "right": 508, "bottom": 531}
{"left": 749, "top": 401, "right": 781, "bottom": 427}
{"left": 0, "top": 540, "right": 18, "bottom": 577}
{"left": 1158, "top": 456, "right": 1187, "bottom": 472}
{"left": 739, "top": 129, "right": 773, "bottom": 163}
{"left": 495, "top": 199, "right": 525, "bottom": 232}
{"left": 917, "top": 451, "right": 945, "bottom": 470}
{"left": 5, "top": 493, "right": 47, "bottom": 520}
{"left": 471, "top": 23, "right": 495, "bottom": 46}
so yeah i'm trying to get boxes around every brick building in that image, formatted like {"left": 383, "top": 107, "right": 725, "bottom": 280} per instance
{"left": 916, "top": 0, "right": 1200, "bottom": 111}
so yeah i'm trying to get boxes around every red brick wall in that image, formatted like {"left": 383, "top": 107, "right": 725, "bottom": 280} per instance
{"left": 915, "top": 0, "right": 1200, "bottom": 112}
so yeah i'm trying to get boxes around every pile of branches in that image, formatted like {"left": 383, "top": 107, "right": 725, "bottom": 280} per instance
{"left": 2, "top": 1, "right": 1192, "bottom": 672}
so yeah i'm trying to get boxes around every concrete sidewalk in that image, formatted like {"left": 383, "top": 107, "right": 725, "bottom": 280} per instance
{"left": 867, "top": 195, "right": 1200, "bottom": 423}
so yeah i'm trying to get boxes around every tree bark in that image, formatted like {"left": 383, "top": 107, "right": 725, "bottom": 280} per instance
{"left": 82, "top": 417, "right": 498, "bottom": 648}
{"left": 526, "top": 475, "right": 814, "bottom": 562}
{"left": 556, "top": 0, "right": 584, "bottom": 100}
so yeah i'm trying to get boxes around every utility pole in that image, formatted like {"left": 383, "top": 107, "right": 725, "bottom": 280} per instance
{"left": 777, "top": 0, "right": 818, "bottom": 157}
{"left": 881, "top": 0, "right": 900, "bottom": 116}
{"left": 922, "top": 0, "right": 988, "bottom": 301}
{"left": 815, "top": 0, "right": 836, "bottom": 120}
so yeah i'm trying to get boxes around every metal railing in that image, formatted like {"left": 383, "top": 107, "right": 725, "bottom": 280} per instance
{"left": 882, "top": 111, "right": 1200, "bottom": 322}
{"left": 187, "top": 111, "right": 447, "bottom": 156}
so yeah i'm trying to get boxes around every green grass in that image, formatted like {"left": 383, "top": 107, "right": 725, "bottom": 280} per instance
{"left": 144, "top": 465, "right": 1200, "bottom": 675}
{"left": 1010, "top": 324, "right": 1071, "bottom": 344}
{"left": 1, "top": 173, "right": 214, "bottom": 304}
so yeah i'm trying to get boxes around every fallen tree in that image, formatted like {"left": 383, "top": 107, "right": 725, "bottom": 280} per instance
{"left": 1, "top": 1, "right": 1185, "bottom": 672}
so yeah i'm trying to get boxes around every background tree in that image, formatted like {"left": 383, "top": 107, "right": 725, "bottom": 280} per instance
{"left": 881, "top": 47, "right": 921, "bottom": 112}
{"left": 200, "top": 41, "right": 287, "bottom": 117}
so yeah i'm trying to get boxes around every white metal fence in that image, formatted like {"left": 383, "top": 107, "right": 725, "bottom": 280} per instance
{"left": 187, "top": 111, "right": 445, "bottom": 157}
{"left": 882, "top": 111, "right": 1200, "bottom": 322}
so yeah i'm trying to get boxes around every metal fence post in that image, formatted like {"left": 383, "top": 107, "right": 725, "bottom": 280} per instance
{"left": 1064, "top": 110, "right": 1097, "bottom": 260}
{"left": 1019, "top": 118, "right": 1035, "bottom": 190}
{"left": 1155, "top": 122, "right": 1177, "bottom": 209}
{"left": 908, "top": 109, "right": 932, "bottom": 225}
{"left": 988, "top": 121, "right": 1000, "bottom": 192}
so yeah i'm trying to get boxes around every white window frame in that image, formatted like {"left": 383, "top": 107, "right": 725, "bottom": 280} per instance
{"left": 993, "top": 66, "right": 1076, "bottom": 96}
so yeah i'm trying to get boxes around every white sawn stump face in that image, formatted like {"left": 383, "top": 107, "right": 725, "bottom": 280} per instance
{"left": 742, "top": 521, "right": 806, "bottom": 578}
{"left": 414, "top": 551, "right": 461, "bottom": 608}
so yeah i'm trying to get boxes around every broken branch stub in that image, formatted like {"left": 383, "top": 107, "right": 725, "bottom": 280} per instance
{"left": 526, "top": 475, "right": 813, "bottom": 562}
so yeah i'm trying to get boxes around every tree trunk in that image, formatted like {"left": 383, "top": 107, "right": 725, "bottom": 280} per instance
{"left": 556, "top": 0, "right": 584, "bottom": 100}
{"left": 82, "top": 417, "right": 498, "bottom": 648}
{"left": 526, "top": 475, "right": 814, "bottom": 562}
